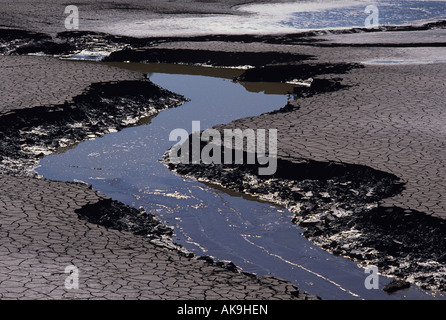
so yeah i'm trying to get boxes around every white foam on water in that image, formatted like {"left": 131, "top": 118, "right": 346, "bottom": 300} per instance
{"left": 94, "top": 0, "right": 364, "bottom": 37}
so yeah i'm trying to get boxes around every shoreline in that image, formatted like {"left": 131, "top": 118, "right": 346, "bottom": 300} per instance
{"left": 1, "top": 19, "right": 446, "bottom": 298}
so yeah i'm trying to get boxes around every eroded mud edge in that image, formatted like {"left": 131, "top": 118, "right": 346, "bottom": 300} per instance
{"left": 162, "top": 140, "right": 446, "bottom": 293}
{"left": 0, "top": 79, "right": 187, "bottom": 176}
{"left": 2, "top": 19, "right": 446, "bottom": 57}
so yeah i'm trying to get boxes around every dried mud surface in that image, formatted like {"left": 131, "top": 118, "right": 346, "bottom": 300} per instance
{"left": 1, "top": 16, "right": 446, "bottom": 297}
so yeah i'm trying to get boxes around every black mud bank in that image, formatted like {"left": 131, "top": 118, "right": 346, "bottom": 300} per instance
{"left": 163, "top": 138, "right": 446, "bottom": 292}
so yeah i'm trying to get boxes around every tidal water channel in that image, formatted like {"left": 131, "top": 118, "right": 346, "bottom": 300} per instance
{"left": 36, "top": 62, "right": 437, "bottom": 300}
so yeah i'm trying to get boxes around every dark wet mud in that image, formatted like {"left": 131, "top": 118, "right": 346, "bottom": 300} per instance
{"left": 0, "top": 79, "right": 187, "bottom": 175}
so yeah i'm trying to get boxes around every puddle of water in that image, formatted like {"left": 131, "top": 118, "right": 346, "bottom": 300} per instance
{"left": 36, "top": 63, "right": 442, "bottom": 300}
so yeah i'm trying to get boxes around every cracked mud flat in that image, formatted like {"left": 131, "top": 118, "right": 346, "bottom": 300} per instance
{"left": 2, "top": 10, "right": 446, "bottom": 298}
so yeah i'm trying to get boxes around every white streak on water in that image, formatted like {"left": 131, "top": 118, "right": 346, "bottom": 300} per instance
{"left": 241, "top": 234, "right": 363, "bottom": 299}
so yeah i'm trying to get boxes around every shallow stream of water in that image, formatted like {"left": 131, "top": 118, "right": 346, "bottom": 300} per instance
{"left": 36, "top": 63, "right": 441, "bottom": 300}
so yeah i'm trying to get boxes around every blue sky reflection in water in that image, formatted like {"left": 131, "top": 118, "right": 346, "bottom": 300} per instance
{"left": 36, "top": 71, "right": 440, "bottom": 300}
